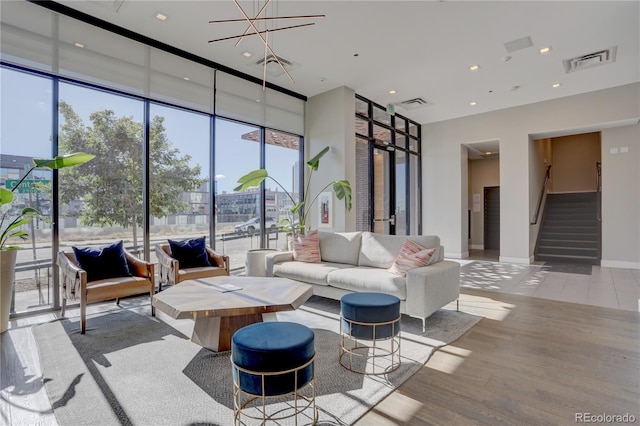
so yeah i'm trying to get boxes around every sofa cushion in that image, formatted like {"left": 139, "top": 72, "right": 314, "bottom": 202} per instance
{"left": 292, "top": 230, "right": 321, "bottom": 263}
{"left": 272, "top": 261, "right": 352, "bottom": 286}
{"left": 358, "top": 232, "right": 440, "bottom": 269}
{"left": 318, "top": 231, "right": 362, "bottom": 265}
{"left": 327, "top": 267, "right": 407, "bottom": 300}
{"left": 388, "top": 240, "right": 436, "bottom": 277}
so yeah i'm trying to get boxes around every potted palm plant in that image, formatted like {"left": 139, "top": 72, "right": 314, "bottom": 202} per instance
{"left": 234, "top": 146, "right": 352, "bottom": 237}
{"left": 0, "top": 152, "right": 94, "bottom": 333}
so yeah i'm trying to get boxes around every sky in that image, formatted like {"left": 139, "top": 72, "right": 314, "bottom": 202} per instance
{"left": 1, "top": 67, "right": 298, "bottom": 195}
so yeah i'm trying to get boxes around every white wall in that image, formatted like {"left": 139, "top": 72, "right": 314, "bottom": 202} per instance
{"left": 423, "top": 82, "right": 640, "bottom": 266}
{"left": 306, "top": 86, "right": 356, "bottom": 232}
{"left": 601, "top": 125, "right": 640, "bottom": 268}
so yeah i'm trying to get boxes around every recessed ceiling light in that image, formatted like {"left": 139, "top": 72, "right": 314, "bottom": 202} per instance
{"left": 389, "top": 90, "right": 397, "bottom": 95}
{"left": 552, "top": 83, "right": 561, "bottom": 88}
{"left": 242, "top": 51, "right": 253, "bottom": 58}
{"left": 154, "top": 12, "right": 168, "bottom": 21}
{"left": 183, "top": 76, "right": 190, "bottom": 81}
{"left": 74, "top": 42, "right": 85, "bottom": 48}
{"left": 539, "top": 46, "right": 552, "bottom": 54}
{"left": 469, "top": 65, "right": 480, "bottom": 71}
{"left": 256, "top": 99, "right": 261, "bottom": 103}
{"left": 470, "top": 101, "right": 477, "bottom": 106}
{"left": 485, "top": 151, "right": 492, "bottom": 155}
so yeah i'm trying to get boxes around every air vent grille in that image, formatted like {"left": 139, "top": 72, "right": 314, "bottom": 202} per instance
{"left": 504, "top": 36, "right": 534, "bottom": 53}
{"left": 563, "top": 46, "right": 617, "bottom": 73}
{"left": 397, "top": 97, "right": 431, "bottom": 110}
{"left": 251, "top": 54, "right": 300, "bottom": 77}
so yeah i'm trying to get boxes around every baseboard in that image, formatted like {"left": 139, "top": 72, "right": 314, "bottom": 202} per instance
{"left": 601, "top": 260, "right": 640, "bottom": 270}
{"left": 470, "top": 244, "right": 484, "bottom": 250}
{"left": 499, "top": 256, "right": 533, "bottom": 264}
{"left": 445, "top": 251, "right": 469, "bottom": 259}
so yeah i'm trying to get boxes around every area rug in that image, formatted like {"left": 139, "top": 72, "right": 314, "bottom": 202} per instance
{"left": 32, "top": 295, "right": 482, "bottom": 426}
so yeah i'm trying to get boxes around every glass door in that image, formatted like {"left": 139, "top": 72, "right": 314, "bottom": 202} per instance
{"left": 355, "top": 94, "right": 421, "bottom": 236}
{"left": 372, "top": 146, "right": 395, "bottom": 234}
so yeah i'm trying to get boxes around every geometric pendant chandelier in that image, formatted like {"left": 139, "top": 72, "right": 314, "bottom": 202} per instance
{"left": 209, "top": 0, "right": 324, "bottom": 88}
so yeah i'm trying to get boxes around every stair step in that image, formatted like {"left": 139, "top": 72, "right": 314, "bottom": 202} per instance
{"left": 544, "top": 219, "right": 599, "bottom": 226}
{"left": 542, "top": 227, "right": 598, "bottom": 234}
{"left": 534, "top": 253, "right": 600, "bottom": 265}
{"left": 537, "top": 246, "right": 599, "bottom": 256}
{"left": 547, "top": 192, "right": 597, "bottom": 201}
{"left": 541, "top": 232, "right": 598, "bottom": 240}
{"left": 539, "top": 239, "right": 598, "bottom": 248}
{"left": 545, "top": 212, "right": 596, "bottom": 219}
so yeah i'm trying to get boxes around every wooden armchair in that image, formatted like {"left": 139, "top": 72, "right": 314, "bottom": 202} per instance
{"left": 58, "top": 249, "right": 155, "bottom": 334}
{"left": 156, "top": 244, "right": 229, "bottom": 290}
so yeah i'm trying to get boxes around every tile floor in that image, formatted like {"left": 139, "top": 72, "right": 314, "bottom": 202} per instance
{"left": 453, "top": 250, "right": 640, "bottom": 312}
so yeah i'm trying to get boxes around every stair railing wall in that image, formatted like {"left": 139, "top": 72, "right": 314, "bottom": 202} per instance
{"left": 596, "top": 161, "right": 602, "bottom": 221}
{"left": 531, "top": 165, "right": 552, "bottom": 225}
{"left": 596, "top": 161, "right": 602, "bottom": 261}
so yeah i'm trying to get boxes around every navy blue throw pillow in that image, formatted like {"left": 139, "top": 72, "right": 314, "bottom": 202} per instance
{"left": 72, "top": 240, "right": 132, "bottom": 282}
{"left": 168, "top": 236, "right": 212, "bottom": 269}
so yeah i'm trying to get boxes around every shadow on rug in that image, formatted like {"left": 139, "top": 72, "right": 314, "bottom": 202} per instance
{"left": 32, "top": 295, "right": 482, "bottom": 425}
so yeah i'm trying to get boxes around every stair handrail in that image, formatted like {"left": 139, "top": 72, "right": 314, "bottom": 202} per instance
{"left": 531, "top": 165, "right": 552, "bottom": 225}
{"left": 596, "top": 161, "right": 602, "bottom": 221}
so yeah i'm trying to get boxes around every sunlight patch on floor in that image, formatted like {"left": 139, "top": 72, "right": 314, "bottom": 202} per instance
{"left": 454, "top": 293, "right": 515, "bottom": 321}
{"left": 364, "top": 390, "right": 424, "bottom": 424}
{"left": 425, "top": 344, "right": 472, "bottom": 374}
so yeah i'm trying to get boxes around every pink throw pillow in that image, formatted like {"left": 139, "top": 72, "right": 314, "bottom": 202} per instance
{"left": 292, "top": 230, "right": 321, "bottom": 263}
{"left": 388, "top": 239, "right": 436, "bottom": 277}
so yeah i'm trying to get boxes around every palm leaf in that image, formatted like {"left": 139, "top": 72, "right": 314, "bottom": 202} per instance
{"left": 33, "top": 152, "right": 95, "bottom": 169}
{"left": 234, "top": 169, "right": 268, "bottom": 192}
{"left": 307, "top": 146, "right": 330, "bottom": 171}
{"left": 0, "top": 188, "right": 14, "bottom": 206}
{"left": 333, "top": 180, "right": 353, "bottom": 211}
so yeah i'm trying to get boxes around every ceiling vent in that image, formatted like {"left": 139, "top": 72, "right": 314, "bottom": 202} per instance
{"left": 251, "top": 54, "right": 300, "bottom": 77}
{"left": 396, "top": 97, "right": 431, "bottom": 110}
{"left": 89, "top": 0, "right": 126, "bottom": 13}
{"left": 563, "top": 46, "right": 617, "bottom": 73}
{"left": 504, "top": 36, "right": 534, "bottom": 53}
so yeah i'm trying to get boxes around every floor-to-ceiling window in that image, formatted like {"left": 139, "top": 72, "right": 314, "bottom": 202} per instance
{"left": 214, "top": 118, "right": 262, "bottom": 268}
{"left": 355, "top": 94, "right": 422, "bottom": 235}
{"left": 265, "top": 130, "right": 301, "bottom": 250}
{"left": 58, "top": 82, "right": 144, "bottom": 255}
{"left": 1, "top": 67, "right": 54, "bottom": 314}
{"left": 147, "top": 104, "right": 211, "bottom": 264}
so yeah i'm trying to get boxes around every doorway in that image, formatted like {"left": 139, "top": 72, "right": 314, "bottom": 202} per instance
{"left": 371, "top": 144, "right": 411, "bottom": 235}
{"left": 484, "top": 186, "right": 500, "bottom": 250}
{"left": 371, "top": 146, "right": 395, "bottom": 234}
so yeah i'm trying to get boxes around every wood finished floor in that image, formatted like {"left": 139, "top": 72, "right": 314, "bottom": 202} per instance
{"left": 358, "top": 288, "right": 640, "bottom": 425}
{"left": 2, "top": 288, "right": 639, "bottom": 425}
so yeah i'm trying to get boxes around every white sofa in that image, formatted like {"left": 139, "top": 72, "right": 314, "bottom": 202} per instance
{"left": 265, "top": 231, "right": 460, "bottom": 328}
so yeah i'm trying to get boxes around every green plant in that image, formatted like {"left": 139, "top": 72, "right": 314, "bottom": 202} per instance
{"left": 234, "top": 146, "right": 352, "bottom": 236}
{"left": 0, "top": 152, "right": 95, "bottom": 250}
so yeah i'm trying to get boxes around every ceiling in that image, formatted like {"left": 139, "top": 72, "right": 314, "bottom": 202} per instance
{"left": 56, "top": 1, "right": 639, "bottom": 126}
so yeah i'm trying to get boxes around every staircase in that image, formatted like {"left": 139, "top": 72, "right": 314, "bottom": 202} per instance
{"left": 535, "top": 192, "right": 600, "bottom": 264}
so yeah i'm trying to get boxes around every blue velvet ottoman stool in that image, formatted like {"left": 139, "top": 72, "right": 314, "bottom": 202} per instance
{"left": 231, "top": 321, "right": 317, "bottom": 425}
{"left": 340, "top": 292, "right": 401, "bottom": 375}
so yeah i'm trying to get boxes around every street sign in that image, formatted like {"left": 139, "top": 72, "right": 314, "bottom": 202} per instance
{"left": 5, "top": 179, "right": 50, "bottom": 194}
